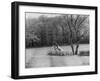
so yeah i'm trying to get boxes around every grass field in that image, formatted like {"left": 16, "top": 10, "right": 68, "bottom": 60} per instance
{"left": 25, "top": 44, "right": 89, "bottom": 68}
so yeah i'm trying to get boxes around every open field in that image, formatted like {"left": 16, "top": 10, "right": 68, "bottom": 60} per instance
{"left": 25, "top": 44, "right": 89, "bottom": 68}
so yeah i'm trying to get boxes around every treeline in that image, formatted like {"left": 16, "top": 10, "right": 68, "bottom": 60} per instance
{"left": 25, "top": 14, "right": 89, "bottom": 48}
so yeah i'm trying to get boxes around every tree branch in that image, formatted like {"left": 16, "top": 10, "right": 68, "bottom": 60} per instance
{"left": 76, "top": 29, "right": 88, "bottom": 43}
{"left": 77, "top": 16, "right": 88, "bottom": 29}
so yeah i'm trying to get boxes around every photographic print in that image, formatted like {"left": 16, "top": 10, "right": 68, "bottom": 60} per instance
{"left": 25, "top": 13, "right": 90, "bottom": 68}
{"left": 11, "top": 1, "right": 97, "bottom": 79}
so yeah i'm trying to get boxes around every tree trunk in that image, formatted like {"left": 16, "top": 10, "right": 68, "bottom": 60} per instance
{"left": 75, "top": 44, "right": 79, "bottom": 55}
{"left": 70, "top": 37, "right": 75, "bottom": 55}
{"left": 70, "top": 44, "right": 75, "bottom": 55}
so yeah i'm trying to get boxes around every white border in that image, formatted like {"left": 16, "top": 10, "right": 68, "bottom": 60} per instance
{"left": 19, "top": 5, "right": 95, "bottom": 76}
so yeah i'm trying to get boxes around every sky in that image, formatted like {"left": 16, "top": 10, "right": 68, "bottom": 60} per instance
{"left": 25, "top": 12, "right": 61, "bottom": 19}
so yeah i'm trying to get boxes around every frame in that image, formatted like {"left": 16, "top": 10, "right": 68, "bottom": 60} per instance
{"left": 11, "top": 1, "right": 98, "bottom": 79}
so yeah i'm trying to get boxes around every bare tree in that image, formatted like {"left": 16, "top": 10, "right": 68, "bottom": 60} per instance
{"left": 64, "top": 14, "right": 89, "bottom": 55}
